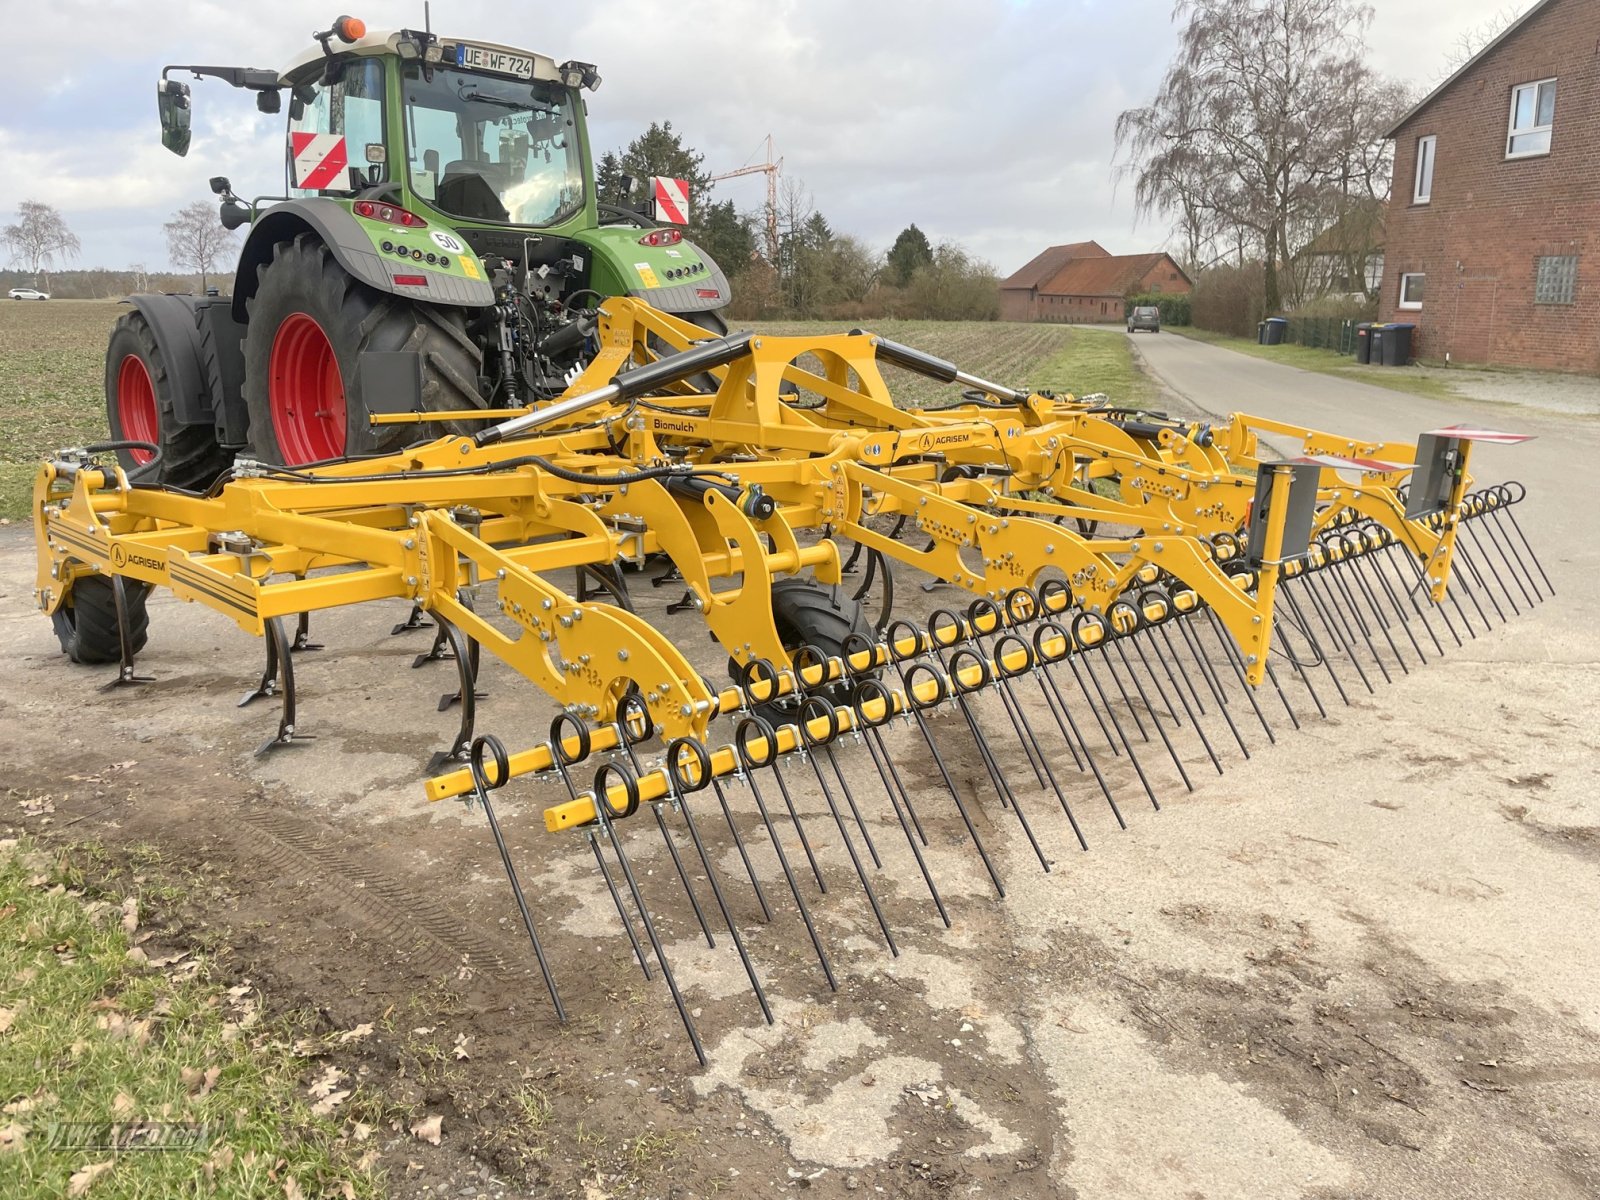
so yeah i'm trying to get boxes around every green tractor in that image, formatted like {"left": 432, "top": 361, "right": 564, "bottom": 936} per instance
{"left": 110, "top": 14, "right": 730, "bottom": 487}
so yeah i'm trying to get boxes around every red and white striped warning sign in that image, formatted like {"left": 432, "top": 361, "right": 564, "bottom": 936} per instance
{"left": 651, "top": 176, "right": 690, "bottom": 225}
{"left": 291, "top": 133, "right": 349, "bottom": 190}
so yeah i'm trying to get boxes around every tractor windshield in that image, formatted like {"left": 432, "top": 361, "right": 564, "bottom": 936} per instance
{"left": 401, "top": 64, "right": 584, "bottom": 228}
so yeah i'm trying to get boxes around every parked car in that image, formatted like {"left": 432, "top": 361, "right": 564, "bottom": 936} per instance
{"left": 8, "top": 287, "right": 49, "bottom": 301}
{"left": 1127, "top": 305, "right": 1160, "bottom": 333}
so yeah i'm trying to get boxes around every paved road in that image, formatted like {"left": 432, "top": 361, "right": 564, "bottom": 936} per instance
{"left": 1129, "top": 330, "right": 1600, "bottom": 621}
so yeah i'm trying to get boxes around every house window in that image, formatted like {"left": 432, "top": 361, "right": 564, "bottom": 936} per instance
{"left": 1398, "top": 273, "right": 1424, "bottom": 309}
{"left": 1507, "top": 78, "right": 1556, "bottom": 157}
{"left": 1534, "top": 255, "right": 1577, "bottom": 304}
{"left": 1413, "top": 135, "right": 1436, "bottom": 203}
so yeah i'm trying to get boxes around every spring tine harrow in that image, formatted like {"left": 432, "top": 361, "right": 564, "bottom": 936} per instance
{"left": 33, "top": 301, "right": 1552, "bottom": 1061}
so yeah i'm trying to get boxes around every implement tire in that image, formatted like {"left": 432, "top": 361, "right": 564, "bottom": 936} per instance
{"left": 730, "top": 577, "right": 877, "bottom": 713}
{"left": 242, "top": 233, "right": 484, "bottom": 466}
{"left": 105, "top": 311, "right": 231, "bottom": 490}
{"left": 52, "top": 575, "right": 150, "bottom": 666}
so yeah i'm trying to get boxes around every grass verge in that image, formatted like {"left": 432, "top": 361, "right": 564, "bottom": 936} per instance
{"left": 0, "top": 834, "right": 380, "bottom": 1199}
{"left": 1169, "top": 327, "right": 1458, "bottom": 402}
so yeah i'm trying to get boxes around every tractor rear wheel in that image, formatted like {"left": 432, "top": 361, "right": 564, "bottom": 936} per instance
{"left": 105, "top": 311, "right": 231, "bottom": 491}
{"left": 241, "top": 234, "right": 484, "bottom": 466}
{"left": 52, "top": 575, "right": 150, "bottom": 666}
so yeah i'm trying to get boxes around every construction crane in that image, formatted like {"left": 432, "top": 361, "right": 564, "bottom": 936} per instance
{"left": 710, "top": 134, "right": 782, "bottom": 265}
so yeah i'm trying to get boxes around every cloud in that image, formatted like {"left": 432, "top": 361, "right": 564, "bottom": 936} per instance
{"left": 0, "top": 0, "right": 1523, "bottom": 274}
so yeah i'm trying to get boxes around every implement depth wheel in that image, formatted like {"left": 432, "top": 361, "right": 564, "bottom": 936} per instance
{"left": 105, "top": 311, "right": 230, "bottom": 490}
{"left": 731, "top": 578, "right": 876, "bottom": 711}
{"left": 242, "top": 233, "right": 485, "bottom": 466}
{"left": 52, "top": 575, "right": 150, "bottom": 666}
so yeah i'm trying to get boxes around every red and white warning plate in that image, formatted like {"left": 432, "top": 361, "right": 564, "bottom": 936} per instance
{"left": 1289, "top": 453, "right": 1411, "bottom": 474}
{"left": 651, "top": 176, "right": 690, "bottom": 225}
{"left": 291, "top": 133, "right": 349, "bottom": 190}
{"left": 1423, "top": 424, "right": 1534, "bottom": 444}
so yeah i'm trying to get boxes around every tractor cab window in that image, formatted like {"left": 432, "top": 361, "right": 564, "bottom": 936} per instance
{"left": 286, "top": 57, "right": 387, "bottom": 196}
{"left": 401, "top": 64, "right": 584, "bottom": 227}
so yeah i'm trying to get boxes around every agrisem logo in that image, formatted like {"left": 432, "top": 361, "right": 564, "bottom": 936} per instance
{"left": 110, "top": 544, "right": 163, "bottom": 572}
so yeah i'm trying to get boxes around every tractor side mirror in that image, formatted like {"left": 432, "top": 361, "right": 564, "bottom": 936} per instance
{"left": 158, "top": 79, "right": 192, "bottom": 157}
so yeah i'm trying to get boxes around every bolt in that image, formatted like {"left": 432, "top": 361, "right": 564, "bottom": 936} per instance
{"left": 1153, "top": 542, "right": 1164, "bottom": 553}
{"left": 497, "top": 568, "right": 507, "bottom": 579}
{"left": 618, "top": 649, "right": 630, "bottom": 662}
{"left": 542, "top": 599, "right": 553, "bottom": 610}
{"left": 1246, "top": 654, "right": 1258, "bottom": 664}
{"left": 403, "top": 538, "right": 416, "bottom": 550}
{"left": 559, "top": 615, "right": 572, "bottom": 628}
{"left": 408, "top": 515, "right": 420, "bottom": 528}
{"left": 1045, "top": 544, "right": 1054, "bottom": 554}
{"left": 680, "top": 704, "right": 694, "bottom": 717}
{"left": 406, "top": 575, "right": 417, "bottom": 586}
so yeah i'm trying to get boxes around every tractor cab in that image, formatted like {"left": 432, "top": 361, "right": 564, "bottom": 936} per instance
{"left": 118, "top": 14, "right": 729, "bottom": 483}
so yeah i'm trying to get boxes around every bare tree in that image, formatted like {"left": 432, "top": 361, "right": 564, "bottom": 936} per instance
{"left": 164, "top": 200, "right": 238, "bottom": 294}
{"left": 1116, "top": 0, "right": 1400, "bottom": 312}
{"left": 2, "top": 200, "right": 81, "bottom": 288}
{"left": 1437, "top": 6, "right": 1522, "bottom": 78}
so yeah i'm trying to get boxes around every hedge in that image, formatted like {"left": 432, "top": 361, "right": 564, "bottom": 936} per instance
{"left": 1124, "top": 292, "right": 1191, "bottom": 326}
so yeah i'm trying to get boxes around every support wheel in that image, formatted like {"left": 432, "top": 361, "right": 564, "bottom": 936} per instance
{"left": 242, "top": 233, "right": 484, "bottom": 466}
{"left": 105, "top": 311, "right": 231, "bottom": 490}
{"left": 52, "top": 575, "right": 150, "bottom": 666}
{"left": 730, "top": 577, "right": 877, "bottom": 707}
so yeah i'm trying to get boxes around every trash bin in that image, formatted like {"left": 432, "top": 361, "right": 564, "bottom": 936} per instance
{"left": 1381, "top": 322, "right": 1416, "bottom": 366}
{"left": 1369, "top": 324, "right": 1386, "bottom": 364}
{"left": 1257, "top": 321, "right": 1267, "bottom": 344}
{"left": 1262, "top": 317, "right": 1289, "bottom": 346}
{"left": 1354, "top": 322, "right": 1374, "bottom": 364}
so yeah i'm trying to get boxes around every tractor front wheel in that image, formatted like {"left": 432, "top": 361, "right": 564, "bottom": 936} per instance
{"left": 242, "top": 234, "right": 484, "bottom": 466}
{"left": 105, "top": 311, "right": 231, "bottom": 490}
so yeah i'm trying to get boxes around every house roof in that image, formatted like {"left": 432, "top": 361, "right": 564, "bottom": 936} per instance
{"left": 1039, "top": 252, "right": 1190, "bottom": 298}
{"left": 1383, "top": 0, "right": 1556, "bottom": 137}
{"left": 1298, "top": 200, "right": 1386, "bottom": 257}
{"left": 1000, "top": 241, "right": 1110, "bottom": 291}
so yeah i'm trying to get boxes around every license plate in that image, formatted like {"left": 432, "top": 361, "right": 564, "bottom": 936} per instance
{"left": 455, "top": 44, "right": 534, "bottom": 78}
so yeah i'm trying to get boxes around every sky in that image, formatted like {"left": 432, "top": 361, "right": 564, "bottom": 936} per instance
{"left": 0, "top": 0, "right": 1522, "bottom": 278}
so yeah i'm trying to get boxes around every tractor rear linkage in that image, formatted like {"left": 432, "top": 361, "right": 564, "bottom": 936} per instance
{"left": 32, "top": 298, "right": 1547, "bottom": 1061}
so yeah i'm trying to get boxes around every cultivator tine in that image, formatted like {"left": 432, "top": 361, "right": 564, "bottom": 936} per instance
{"left": 99, "top": 576, "right": 155, "bottom": 691}
{"left": 290, "top": 608, "right": 323, "bottom": 653}
{"left": 390, "top": 602, "right": 433, "bottom": 636}
{"left": 424, "top": 616, "right": 483, "bottom": 772}
{"left": 240, "top": 616, "right": 313, "bottom": 756}
{"left": 466, "top": 735, "right": 566, "bottom": 1022}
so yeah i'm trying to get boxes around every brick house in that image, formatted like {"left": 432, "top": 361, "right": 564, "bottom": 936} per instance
{"left": 1000, "top": 242, "right": 1191, "bottom": 323}
{"left": 1382, "top": 0, "right": 1600, "bottom": 370}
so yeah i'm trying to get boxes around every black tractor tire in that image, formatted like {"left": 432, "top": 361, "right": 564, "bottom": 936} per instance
{"left": 242, "top": 234, "right": 484, "bottom": 465}
{"left": 52, "top": 575, "right": 150, "bottom": 666}
{"left": 105, "top": 311, "right": 231, "bottom": 491}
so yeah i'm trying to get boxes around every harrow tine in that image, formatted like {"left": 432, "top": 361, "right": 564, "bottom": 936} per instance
{"left": 662, "top": 737, "right": 773, "bottom": 1025}
{"left": 1130, "top": 614, "right": 1225, "bottom": 776}
{"left": 1296, "top": 569, "right": 1376, "bottom": 694}
{"left": 1197, "top": 606, "right": 1288, "bottom": 737}
{"left": 1473, "top": 496, "right": 1539, "bottom": 609}
{"left": 545, "top": 721, "right": 652, "bottom": 980}
{"left": 587, "top": 756, "right": 707, "bottom": 1066}
{"left": 1170, "top": 608, "right": 1257, "bottom": 753}
{"left": 1460, "top": 526, "right": 1518, "bottom": 618}
{"left": 734, "top": 715, "right": 839, "bottom": 990}
{"left": 1319, "top": 558, "right": 1395, "bottom": 683}
{"left": 1280, "top": 580, "right": 1350, "bottom": 707}
{"left": 710, "top": 777, "right": 774, "bottom": 923}
{"left": 1451, "top": 539, "right": 1505, "bottom": 629}
{"left": 1340, "top": 537, "right": 1415, "bottom": 674}
{"left": 847, "top": 676, "right": 952, "bottom": 927}
{"left": 792, "top": 696, "right": 899, "bottom": 955}
{"left": 1059, "top": 617, "right": 1175, "bottom": 800}
{"left": 467, "top": 736, "right": 566, "bottom": 1022}
{"left": 1372, "top": 536, "right": 1449, "bottom": 656}
{"left": 1099, "top": 618, "right": 1194, "bottom": 795}
{"left": 1354, "top": 536, "right": 1433, "bottom": 664}
{"left": 1495, "top": 484, "right": 1553, "bottom": 594}
{"left": 883, "top": 625, "right": 1008, "bottom": 897}
{"left": 1021, "top": 615, "right": 1141, "bottom": 820}
{"left": 934, "top": 639, "right": 1057, "bottom": 871}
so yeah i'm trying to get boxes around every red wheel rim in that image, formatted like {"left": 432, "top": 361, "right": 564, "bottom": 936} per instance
{"left": 115, "top": 355, "right": 157, "bottom": 465}
{"left": 268, "top": 313, "right": 346, "bottom": 464}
